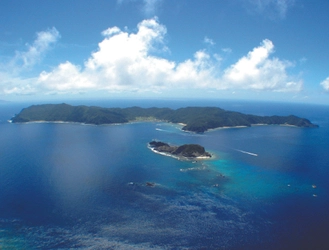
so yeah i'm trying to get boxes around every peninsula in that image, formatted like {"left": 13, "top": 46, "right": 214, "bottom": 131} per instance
{"left": 11, "top": 103, "right": 318, "bottom": 133}
{"left": 148, "top": 141, "right": 212, "bottom": 159}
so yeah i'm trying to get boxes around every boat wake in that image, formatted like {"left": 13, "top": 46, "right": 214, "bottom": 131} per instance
{"left": 235, "top": 149, "right": 258, "bottom": 157}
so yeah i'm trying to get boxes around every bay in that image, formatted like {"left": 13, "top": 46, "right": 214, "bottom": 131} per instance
{"left": 0, "top": 100, "right": 328, "bottom": 249}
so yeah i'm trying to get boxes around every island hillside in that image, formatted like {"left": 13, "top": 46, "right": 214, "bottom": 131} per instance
{"left": 11, "top": 103, "right": 318, "bottom": 132}
{"left": 149, "top": 141, "right": 212, "bottom": 159}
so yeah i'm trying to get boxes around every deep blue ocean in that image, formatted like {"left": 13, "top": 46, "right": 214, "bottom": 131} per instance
{"left": 0, "top": 99, "right": 328, "bottom": 249}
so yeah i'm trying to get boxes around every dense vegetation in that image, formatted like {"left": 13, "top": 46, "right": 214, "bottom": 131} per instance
{"left": 11, "top": 103, "right": 318, "bottom": 132}
{"left": 149, "top": 141, "right": 211, "bottom": 158}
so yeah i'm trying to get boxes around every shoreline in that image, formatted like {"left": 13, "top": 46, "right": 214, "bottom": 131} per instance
{"left": 206, "top": 125, "right": 248, "bottom": 132}
{"left": 9, "top": 119, "right": 143, "bottom": 127}
{"left": 193, "top": 123, "right": 301, "bottom": 133}
{"left": 148, "top": 145, "right": 213, "bottom": 161}
{"left": 9, "top": 119, "right": 301, "bottom": 131}
{"left": 148, "top": 146, "right": 182, "bottom": 161}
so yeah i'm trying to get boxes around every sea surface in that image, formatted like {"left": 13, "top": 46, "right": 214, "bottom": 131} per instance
{"left": 0, "top": 99, "right": 328, "bottom": 249}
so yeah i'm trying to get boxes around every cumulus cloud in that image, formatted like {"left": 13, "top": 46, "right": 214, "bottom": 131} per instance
{"left": 222, "top": 39, "right": 301, "bottom": 91}
{"left": 38, "top": 18, "right": 174, "bottom": 93}
{"left": 1, "top": 18, "right": 302, "bottom": 96}
{"left": 320, "top": 77, "right": 329, "bottom": 91}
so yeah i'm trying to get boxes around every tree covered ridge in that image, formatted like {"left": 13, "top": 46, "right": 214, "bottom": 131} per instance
{"left": 11, "top": 103, "right": 318, "bottom": 132}
{"left": 149, "top": 141, "right": 212, "bottom": 158}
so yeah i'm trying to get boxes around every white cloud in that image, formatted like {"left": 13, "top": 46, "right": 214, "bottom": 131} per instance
{"left": 247, "top": 0, "right": 295, "bottom": 19}
{"left": 299, "top": 57, "right": 307, "bottom": 64}
{"left": 38, "top": 18, "right": 173, "bottom": 93}
{"left": 320, "top": 77, "right": 329, "bottom": 91}
{"left": 222, "top": 48, "right": 232, "bottom": 54}
{"left": 14, "top": 27, "right": 60, "bottom": 69}
{"left": 0, "top": 27, "right": 60, "bottom": 95}
{"left": 168, "top": 50, "right": 219, "bottom": 88}
{"left": 222, "top": 39, "right": 301, "bottom": 91}
{"left": 0, "top": 71, "right": 38, "bottom": 95}
{"left": 0, "top": 18, "right": 302, "bottom": 96}
{"left": 204, "top": 37, "right": 215, "bottom": 46}
{"left": 275, "top": 0, "right": 294, "bottom": 18}
{"left": 117, "top": 0, "right": 162, "bottom": 16}
{"left": 38, "top": 62, "right": 94, "bottom": 92}
{"left": 142, "top": 0, "right": 162, "bottom": 16}
{"left": 101, "top": 27, "right": 121, "bottom": 36}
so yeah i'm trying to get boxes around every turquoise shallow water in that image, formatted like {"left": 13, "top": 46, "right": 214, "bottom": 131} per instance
{"left": 0, "top": 100, "right": 328, "bottom": 249}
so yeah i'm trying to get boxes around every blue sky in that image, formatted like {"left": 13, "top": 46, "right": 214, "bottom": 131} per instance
{"left": 0, "top": 0, "right": 329, "bottom": 104}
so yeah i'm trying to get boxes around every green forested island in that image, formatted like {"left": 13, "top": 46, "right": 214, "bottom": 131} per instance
{"left": 11, "top": 103, "right": 318, "bottom": 132}
{"left": 149, "top": 141, "right": 212, "bottom": 159}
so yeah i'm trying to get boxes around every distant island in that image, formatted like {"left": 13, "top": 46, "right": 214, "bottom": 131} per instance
{"left": 11, "top": 103, "right": 318, "bottom": 133}
{"left": 149, "top": 141, "right": 212, "bottom": 159}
